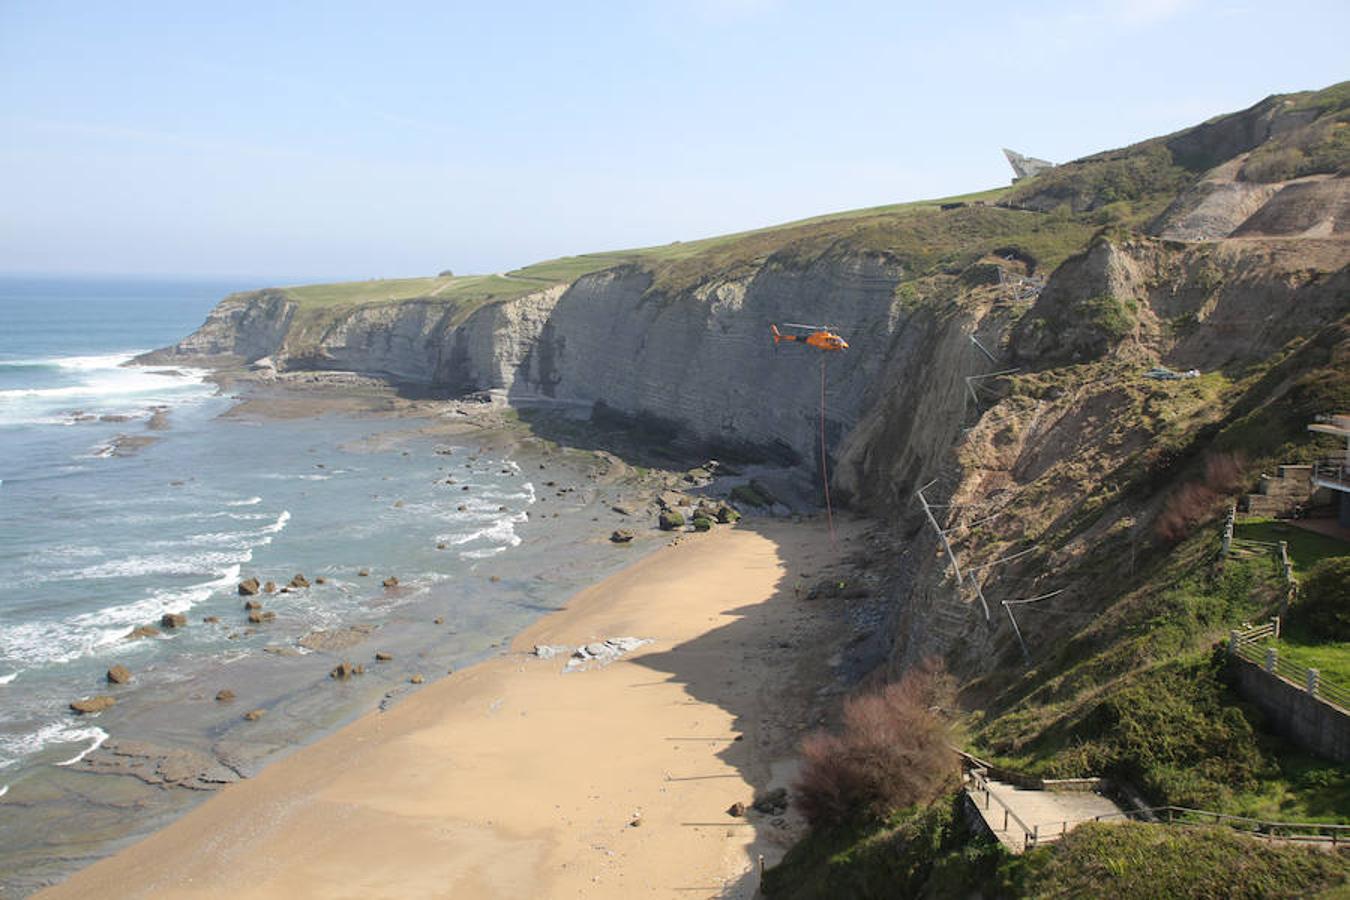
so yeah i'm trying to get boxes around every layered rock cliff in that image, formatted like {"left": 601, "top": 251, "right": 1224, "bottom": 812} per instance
{"left": 157, "top": 82, "right": 1350, "bottom": 686}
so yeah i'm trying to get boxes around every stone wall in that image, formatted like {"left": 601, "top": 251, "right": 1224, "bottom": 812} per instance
{"left": 1230, "top": 657, "right": 1350, "bottom": 763}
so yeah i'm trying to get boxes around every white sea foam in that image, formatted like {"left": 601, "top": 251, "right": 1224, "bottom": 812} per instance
{"left": 0, "top": 673, "right": 17, "bottom": 685}
{"left": 261, "top": 473, "right": 332, "bottom": 481}
{"left": 0, "top": 351, "right": 214, "bottom": 427}
{"left": 0, "top": 721, "right": 109, "bottom": 770}
{"left": 227, "top": 496, "right": 263, "bottom": 506}
{"left": 0, "top": 562, "right": 243, "bottom": 666}
{"left": 460, "top": 546, "right": 507, "bottom": 560}
{"left": 0, "top": 784, "right": 8, "bottom": 799}
{"left": 50, "top": 549, "right": 254, "bottom": 582}
{"left": 54, "top": 727, "right": 109, "bottom": 766}
{"left": 439, "top": 511, "right": 527, "bottom": 549}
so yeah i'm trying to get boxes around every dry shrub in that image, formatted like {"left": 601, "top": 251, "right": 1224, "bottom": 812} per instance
{"left": 793, "top": 661, "right": 956, "bottom": 828}
{"left": 1156, "top": 452, "right": 1246, "bottom": 542}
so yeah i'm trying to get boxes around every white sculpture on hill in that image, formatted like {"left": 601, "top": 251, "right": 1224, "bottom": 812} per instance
{"left": 1003, "top": 149, "right": 1055, "bottom": 182}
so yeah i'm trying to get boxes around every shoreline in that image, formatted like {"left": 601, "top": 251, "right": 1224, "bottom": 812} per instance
{"left": 0, "top": 373, "right": 686, "bottom": 895}
{"left": 36, "top": 516, "right": 862, "bottom": 898}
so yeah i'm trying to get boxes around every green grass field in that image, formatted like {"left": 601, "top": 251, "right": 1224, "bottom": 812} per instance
{"left": 1234, "top": 518, "right": 1350, "bottom": 572}
{"left": 269, "top": 184, "right": 1022, "bottom": 315}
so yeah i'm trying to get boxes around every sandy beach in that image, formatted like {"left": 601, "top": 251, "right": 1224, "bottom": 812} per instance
{"left": 38, "top": 517, "right": 857, "bottom": 899}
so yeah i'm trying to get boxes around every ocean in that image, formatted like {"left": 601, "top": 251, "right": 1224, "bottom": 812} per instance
{"left": 0, "top": 276, "right": 646, "bottom": 893}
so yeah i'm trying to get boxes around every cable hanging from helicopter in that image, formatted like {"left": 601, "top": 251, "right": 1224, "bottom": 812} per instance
{"left": 768, "top": 322, "right": 849, "bottom": 548}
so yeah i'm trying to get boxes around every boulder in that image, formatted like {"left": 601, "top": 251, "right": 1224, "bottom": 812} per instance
{"left": 752, "top": 787, "right": 789, "bottom": 815}
{"left": 262, "top": 581, "right": 276, "bottom": 594}
{"left": 106, "top": 664, "right": 132, "bottom": 685}
{"left": 243, "top": 599, "right": 262, "bottom": 610}
{"left": 215, "top": 689, "right": 236, "bottom": 703}
{"left": 716, "top": 505, "right": 741, "bottom": 524}
{"left": 330, "top": 661, "right": 363, "bottom": 680}
{"left": 358, "top": 569, "right": 370, "bottom": 577}
{"left": 238, "top": 577, "right": 261, "bottom": 596}
{"left": 288, "top": 574, "right": 310, "bottom": 589}
{"left": 202, "top": 616, "right": 221, "bottom": 624}
{"left": 374, "top": 651, "right": 393, "bottom": 662}
{"left": 658, "top": 510, "right": 685, "bottom": 531}
{"left": 247, "top": 610, "right": 276, "bottom": 624}
{"left": 610, "top": 529, "right": 635, "bottom": 543}
{"left": 315, "top": 576, "right": 327, "bottom": 585}
{"left": 125, "top": 625, "right": 160, "bottom": 640}
{"left": 658, "top": 490, "right": 693, "bottom": 510}
{"left": 70, "top": 695, "right": 116, "bottom": 715}
{"left": 433, "top": 616, "right": 445, "bottom": 625}
{"left": 409, "top": 675, "right": 425, "bottom": 684}
{"left": 243, "top": 709, "right": 266, "bottom": 721}
{"left": 382, "top": 576, "right": 399, "bottom": 588}
{"left": 160, "top": 612, "right": 187, "bottom": 629}
{"left": 727, "top": 801, "right": 747, "bottom": 817}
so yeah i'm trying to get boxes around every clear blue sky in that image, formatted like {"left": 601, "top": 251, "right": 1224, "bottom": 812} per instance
{"left": 2, "top": 1, "right": 1346, "bottom": 282}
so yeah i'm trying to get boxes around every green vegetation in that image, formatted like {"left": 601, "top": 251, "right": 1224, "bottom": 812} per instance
{"left": 765, "top": 800, "right": 1350, "bottom": 899}
{"left": 1261, "top": 556, "right": 1350, "bottom": 687}
{"left": 690, "top": 515, "right": 713, "bottom": 531}
{"left": 762, "top": 798, "right": 1004, "bottom": 899}
{"left": 1240, "top": 81, "right": 1350, "bottom": 183}
{"left": 731, "top": 481, "right": 777, "bottom": 508}
{"left": 1006, "top": 821, "right": 1350, "bottom": 900}
{"left": 1007, "top": 143, "right": 1190, "bottom": 212}
{"left": 1235, "top": 518, "right": 1350, "bottom": 572}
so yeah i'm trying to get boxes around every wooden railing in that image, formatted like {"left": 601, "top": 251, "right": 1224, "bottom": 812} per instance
{"left": 967, "top": 767, "right": 1037, "bottom": 849}
{"left": 1229, "top": 620, "right": 1350, "bottom": 712}
{"left": 1087, "top": 806, "right": 1350, "bottom": 847}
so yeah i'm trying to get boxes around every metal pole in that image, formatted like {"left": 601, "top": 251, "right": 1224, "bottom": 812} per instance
{"left": 1004, "top": 601, "right": 1031, "bottom": 664}
{"left": 968, "top": 571, "right": 991, "bottom": 622}
{"left": 970, "top": 334, "right": 998, "bottom": 363}
{"left": 917, "top": 481, "right": 962, "bottom": 582}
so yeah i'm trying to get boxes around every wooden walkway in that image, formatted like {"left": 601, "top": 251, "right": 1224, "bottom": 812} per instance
{"left": 966, "top": 770, "right": 1122, "bottom": 853}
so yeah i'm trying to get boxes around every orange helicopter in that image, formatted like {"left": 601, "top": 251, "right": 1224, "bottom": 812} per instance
{"left": 770, "top": 323, "right": 849, "bottom": 352}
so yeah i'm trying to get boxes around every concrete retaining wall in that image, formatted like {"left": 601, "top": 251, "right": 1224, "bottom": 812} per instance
{"left": 1231, "top": 657, "right": 1350, "bottom": 762}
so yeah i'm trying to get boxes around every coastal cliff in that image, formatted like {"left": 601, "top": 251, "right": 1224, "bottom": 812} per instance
{"left": 148, "top": 81, "right": 1350, "bottom": 890}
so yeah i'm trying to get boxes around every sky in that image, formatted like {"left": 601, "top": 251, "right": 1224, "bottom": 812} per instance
{"left": 1, "top": 1, "right": 1347, "bottom": 283}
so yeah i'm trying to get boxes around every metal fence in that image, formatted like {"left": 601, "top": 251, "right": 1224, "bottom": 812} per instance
{"left": 1313, "top": 458, "right": 1350, "bottom": 490}
{"left": 1229, "top": 619, "right": 1350, "bottom": 712}
{"left": 1088, "top": 806, "right": 1350, "bottom": 847}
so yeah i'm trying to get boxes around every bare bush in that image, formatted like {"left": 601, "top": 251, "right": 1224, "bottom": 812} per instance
{"left": 793, "top": 662, "right": 956, "bottom": 828}
{"left": 1156, "top": 452, "right": 1247, "bottom": 542}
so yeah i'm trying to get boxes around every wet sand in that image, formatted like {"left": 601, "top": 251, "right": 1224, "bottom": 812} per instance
{"left": 38, "top": 517, "right": 856, "bottom": 899}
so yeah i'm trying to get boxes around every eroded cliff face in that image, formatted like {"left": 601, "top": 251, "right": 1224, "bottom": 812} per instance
{"left": 165, "top": 254, "right": 912, "bottom": 470}
{"left": 161, "top": 219, "right": 1348, "bottom": 687}
{"left": 506, "top": 256, "right": 907, "bottom": 463}
{"left": 167, "top": 289, "right": 296, "bottom": 361}
{"left": 855, "top": 234, "right": 1350, "bottom": 679}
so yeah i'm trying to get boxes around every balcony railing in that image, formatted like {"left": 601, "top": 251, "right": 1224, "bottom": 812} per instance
{"left": 1312, "top": 458, "right": 1350, "bottom": 490}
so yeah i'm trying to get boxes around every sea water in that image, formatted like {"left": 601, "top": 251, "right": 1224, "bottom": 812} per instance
{"left": 0, "top": 276, "right": 644, "bottom": 893}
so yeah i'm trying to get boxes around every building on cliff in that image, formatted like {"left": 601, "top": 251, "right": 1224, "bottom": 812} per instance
{"left": 1310, "top": 413, "right": 1350, "bottom": 528}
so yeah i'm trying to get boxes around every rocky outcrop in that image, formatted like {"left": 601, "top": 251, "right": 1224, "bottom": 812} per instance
{"left": 70, "top": 696, "right": 116, "bottom": 715}
{"left": 145, "top": 289, "right": 295, "bottom": 363}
